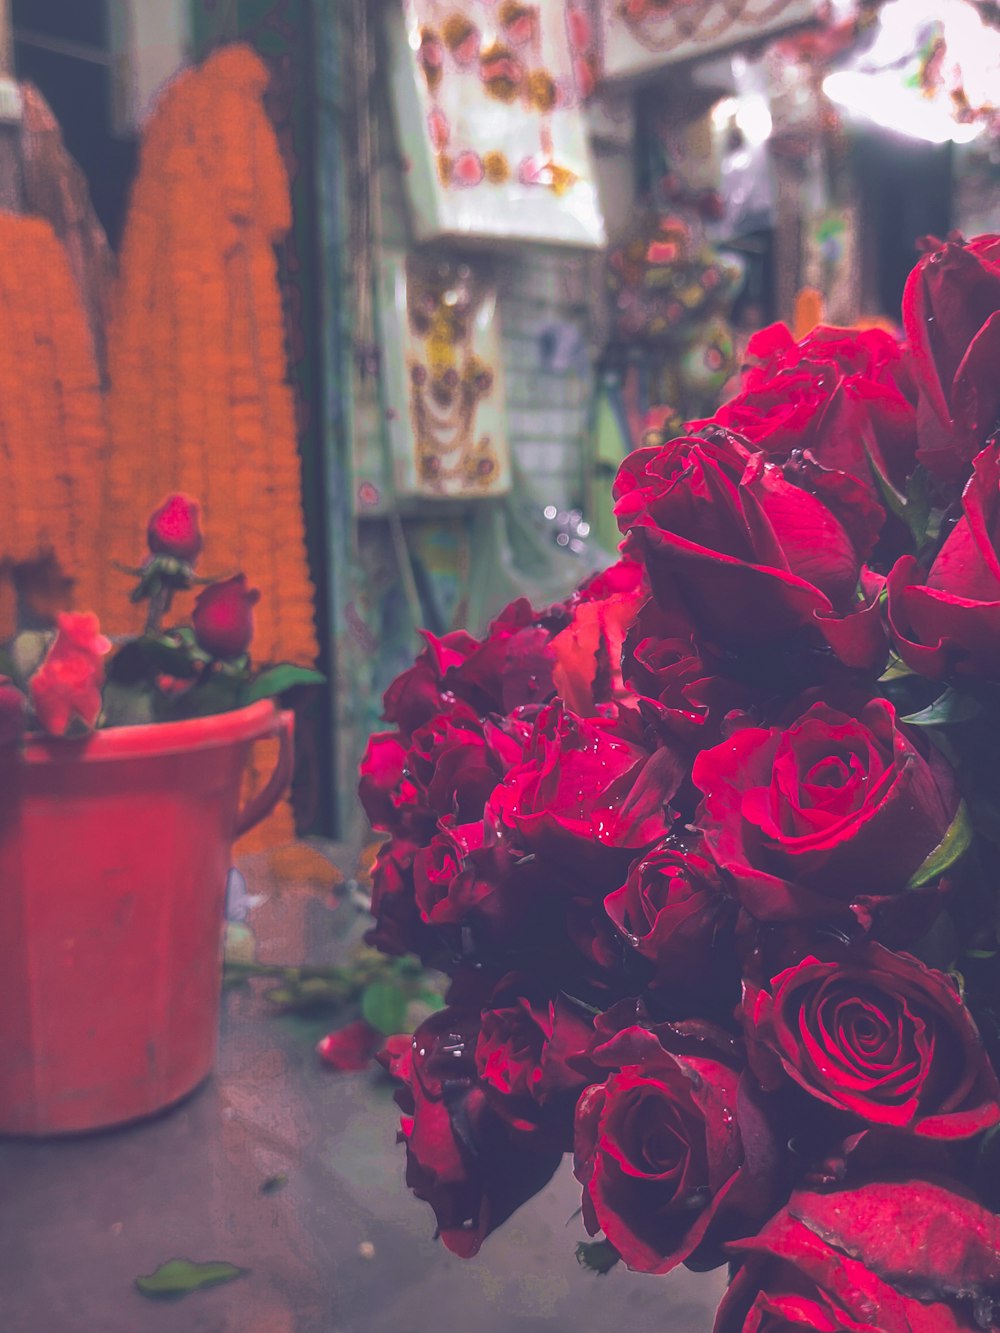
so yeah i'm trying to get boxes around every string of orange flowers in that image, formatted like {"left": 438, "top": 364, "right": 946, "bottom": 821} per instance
{"left": 0, "top": 213, "right": 108, "bottom": 636}
{"left": 101, "top": 45, "right": 317, "bottom": 664}
{"left": 99, "top": 44, "right": 320, "bottom": 850}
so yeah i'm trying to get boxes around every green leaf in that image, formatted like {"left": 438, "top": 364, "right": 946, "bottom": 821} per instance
{"left": 867, "top": 454, "right": 933, "bottom": 547}
{"left": 904, "top": 466, "right": 932, "bottom": 547}
{"left": 137, "top": 635, "right": 202, "bottom": 678}
{"left": 879, "top": 655, "right": 916, "bottom": 684}
{"left": 907, "top": 802, "right": 974, "bottom": 889}
{"left": 10, "top": 630, "right": 52, "bottom": 687}
{"left": 244, "top": 664, "right": 326, "bottom": 704}
{"left": 361, "top": 981, "right": 409, "bottom": 1036}
{"left": 575, "top": 1239, "right": 621, "bottom": 1275}
{"left": 867, "top": 450, "right": 908, "bottom": 523}
{"left": 164, "top": 674, "right": 244, "bottom": 720}
{"left": 100, "top": 681, "right": 157, "bottom": 728}
{"left": 264, "top": 976, "right": 351, "bottom": 1010}
{"left": 224, "top": 922, "right": 256, "bottom": 967}
{"left": 902, "top": 687, "right": 982, "bottom": 727}
{"left": 135, "top": 1259, "right": 248, "bottom": 1300}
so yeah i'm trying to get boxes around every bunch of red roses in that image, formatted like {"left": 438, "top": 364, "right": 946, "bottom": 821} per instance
{"left": 361, "top": 233, "right": 1000, "bottom": 1330}
{"left": 0, "top": 493, "right": 321, "bottom": 738}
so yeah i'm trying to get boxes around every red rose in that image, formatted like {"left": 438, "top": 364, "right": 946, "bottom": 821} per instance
{"left": 487, "top": 704, "right": 679, "bottom": 879}
{"left": 412, "top": 821, "right": 496, "bottom": 926}
{"left": 407, "top": 706, "right": 501, "bottom": 822}
{"left": 358, "top": 732, "right": 415, "bottom": 833}
{"left": 887, "top": 442, "right": 1000, "bottom": 679}
{"left": 549, "top": 558, "right": 648, "bottom": 716}
{"left": 705, "top": 321, "right": 916, "bottom": 498}
{"left": 716, "top": 1182, "right": 1000, "bottom": 1333}
{"left": 572, "top": 557, "right": 647, "bottom": 605}
{"left": 29, "top": 611, "right": 111, "bottom": 735}
{"left": 379, "top": 1006, "right": 563, "bottom": 1259}
{"left": 381, "top": 629, "right": 479, "bottom": 740}
{"left": 192, "top": 573, "right": 260, "bottom": 659}
{"left": 0, "top": 676, "right": 27, "bottom": 745}
{"left": 573, "top": 1018, "right": 774, "bottom": 1274}
{"left": 444, "top": 598, "right": 558, "bottom": 717}
{"left": 903, "top": 233, "right": 1000, "bottom": 482}
{"left": 604, "top": 843, "right": 734, "bottom": 989}
{"left": 622, "top": 596, "right": 752, "bottom": 747}
{"left": 474, "top": 975, "right": 596, "bottom": 1141}
{"left": 614, "top": 431, "right": 880, "bottom": 665}
{"left": 692, "top": 699, "right": 961, "bottom": 928}
{"left": 366, "top": 836, "right": 429, "bottom": 958}
{"left": 146, "top": 492, "right": 203, "bottom": 562}
{"left": 745, "top": 944, "right": 1000, "bottom": 1139}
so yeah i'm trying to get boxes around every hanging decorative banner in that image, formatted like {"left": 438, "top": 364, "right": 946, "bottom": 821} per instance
{"left": 377, "top": 250, "right": 512, "bottom": 501}
{"left": 595, "top": 0, "right": 820, "bottom": 82}
{"left": 386, "top": 0, "right": 605, "bottom": 247}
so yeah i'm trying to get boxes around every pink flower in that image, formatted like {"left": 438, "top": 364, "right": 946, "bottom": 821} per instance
{"left": 451, "top": 151, "right": 484, "bottom": 188}
{"left": 30, "top": 612, "right": 111, "bottom": 735}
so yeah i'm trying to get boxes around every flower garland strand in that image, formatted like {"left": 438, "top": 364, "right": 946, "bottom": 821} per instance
{"left": 0, "top": 213, "right": 108, "bottom": 637}
{"left": 100, "top": 44, "right": 319, "bottom": 851}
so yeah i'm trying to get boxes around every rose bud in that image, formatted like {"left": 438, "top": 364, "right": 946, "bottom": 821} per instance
{"left": 192, "top": 574, "right": 260, "bottom": 659}
{"left": 887, "top": 442, "right": 1000, "bottom": 680}
{"left": 903, "top": 232, "right": 1000, "bottom": 482}
{"left": 146, "top": 493, "right": 203, "bottom": 563}
{"left": 0, "top": 676, "right": 27, "bottom": 744}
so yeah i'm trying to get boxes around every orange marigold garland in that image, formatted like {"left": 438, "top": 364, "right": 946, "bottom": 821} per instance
{"left": 0, "top": 213, "right": 108, "bottom": 634}
{"left": 102, "top": 44, "right": 320, "bottom": 850}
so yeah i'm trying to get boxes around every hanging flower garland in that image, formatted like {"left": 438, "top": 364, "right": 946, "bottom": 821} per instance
{"left": 0, "top": 213, "right": 108, "bottom": 636}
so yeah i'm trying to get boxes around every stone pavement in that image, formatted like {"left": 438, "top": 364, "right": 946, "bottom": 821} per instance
{"left": 0, "top": 846, "right": 726, "bottom": 1333}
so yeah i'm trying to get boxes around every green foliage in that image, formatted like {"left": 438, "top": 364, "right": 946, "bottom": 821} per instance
{"left": 244, "top": 664, "right": 326, "bottom": 703}
{"left": 902, "top": 688, "right": 983, "bottom": 727}
{"left": 135, "top": 1259, "right": 248, "bottom": 1300}
{"left": 575, "top": 1239, "right": 621, "bottom": 1275}
{"left": 361, "top": 981, "right": 410, "bottom": 1037}
{"left": 908, "top": 803, "right": 974, "bottom": 889}
{"left": 224, "top": 944, "right": 445, "bottom": 1035}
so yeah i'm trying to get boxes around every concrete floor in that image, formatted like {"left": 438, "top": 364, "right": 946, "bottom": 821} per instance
{"left": 0, "top": 848, "right": 726, "bottom": 1332}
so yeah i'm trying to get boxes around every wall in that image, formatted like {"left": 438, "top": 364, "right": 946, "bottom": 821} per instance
{"left": 497, "top": 248, "right": 596, "bottom": 514}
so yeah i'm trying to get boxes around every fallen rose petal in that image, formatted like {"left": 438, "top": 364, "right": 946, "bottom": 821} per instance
{"left": 317, "top": 1020, "right": 382, "bottom": 1072}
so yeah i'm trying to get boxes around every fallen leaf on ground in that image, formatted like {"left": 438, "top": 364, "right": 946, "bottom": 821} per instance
{"left": 135, "top": 1258, "right": 248, "bottom": 1300}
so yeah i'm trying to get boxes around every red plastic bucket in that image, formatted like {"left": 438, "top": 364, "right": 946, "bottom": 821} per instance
{"left": 0, "top": 699, "right": 294, "bottom": 1136}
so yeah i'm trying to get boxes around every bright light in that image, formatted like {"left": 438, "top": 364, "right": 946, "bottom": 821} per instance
{"left": 712, "top": 96, "right": 738, "bottom": 130}
{"left": 712, "top": 93, "right": 773, "bottom": 147}
{"left": 735, "top": 94, "right": 773, "bottom": 148}
{"left": 822, "top": 0, "right": 999, "bottom": 145}
{"left": 823, "top": 72, "right": 984, "bottom": 145}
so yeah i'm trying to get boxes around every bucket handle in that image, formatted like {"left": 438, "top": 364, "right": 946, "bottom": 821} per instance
{"left": 235, "top": 708, "right": 296, "bottom": 837}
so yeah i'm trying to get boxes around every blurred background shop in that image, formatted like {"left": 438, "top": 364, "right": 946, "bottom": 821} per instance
{"left": 1, "top": 0, "right": 998, "bottom": 849}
